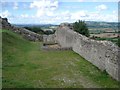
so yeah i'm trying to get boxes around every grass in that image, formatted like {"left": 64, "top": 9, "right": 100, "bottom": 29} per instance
{"left": 94, "top": 37, "right": 119, "bottom": 46}
{"left": 2, "top": 29, "right": 120, "bottom": 88}
{"left": 0, "top": 29, "right": 2, "bottom": 89}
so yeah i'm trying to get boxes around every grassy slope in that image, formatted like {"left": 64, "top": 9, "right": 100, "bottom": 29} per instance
{"left": 0, "top": 30, "right": 2, "bottom": 89}
{"left": 2, "top": 29, "right": 120, "bottom": 88}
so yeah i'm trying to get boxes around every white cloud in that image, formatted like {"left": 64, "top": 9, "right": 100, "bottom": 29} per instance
{"left": 13, "top": 2, "right": 18, "bottom": 10}
{"left": 3, "top": 1, "right": 117, "bottom": 24}
{"left": 112, "top": 10, "right": 117, "bottom": 14}
{"left": 1, "top": 0, "right": 119, "bottom": 2}
{"left": 8, "top": 10, "right": 118, "bottom": 24}
{"left": 46, "top": 11, "right": 54, "bottom": 16}
{"left": 30, "top": 0, "right": 58, "bottom": 17}
{"left": 36, "top": 9, "right": 45, "bottom": 17}
{"left": 0, "top": 10, "right": 11, "bottom": 18}
{"left": 30, "top": 0, "right": 58, "bottom": 10}
{"left": 21, "top": 14, "right": 29, "bottom": 18}
{"left": 71, "top": 10, "right": 88, "bottom": 20}
{"left": 77, "top": 0, "right": 84, "bottom": 2}
{"left": 58, "top": 0, "right": 119, "bottom": 2}
{"left": 70, "top": 10, "right": 117, "bottom": 22}
{"left": 87, "top": 11, "right": 118, "bottom": 22}
{"left": 96, "top": 4, "right": 107, "bottom": 11}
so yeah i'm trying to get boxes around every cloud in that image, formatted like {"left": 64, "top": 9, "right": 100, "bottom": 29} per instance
{"left": 112, "top": 10, "right": 117, "bottom": 14}
{"left": 0, "top": 10, "right": 11, "bottom": 18}
{"left": 59, "top": 0, "right": 119, "bottom": 2}
{"left": 96, "top": 4, "right": 107, "bottom": 11}
{"left": 87, "top": 12, "right": 117, "bottom": 22}
{"left": 77, "top": 0, "right": 84, "bottom": 2}
{"left": 70, "top": 10, "right": 117, "bottom": 22}
{"left": 9, "top": 10, "right": 118, "bottom": 24}
{"left": 30, "top": 0, "right": 58, "bottom": 17}
{"left": 1, "top": 0, "right": 119, "bottom": 2}
{"left": 2, "top": 1, "right": 117, "bottom": 24}
{"left": 13, "top": 2, "right": 18, "bottom": 10}
{"left": 12, "top": 9, "right": 117, "bottom": 24}
{"left": 30, "top": 0, "right": 58, "bottom": 9}
{"left": 71, "top": 10, "right": 88, "bottom": 20}
{"left": 21, "top": 14, "right": 29, "bottom": 18}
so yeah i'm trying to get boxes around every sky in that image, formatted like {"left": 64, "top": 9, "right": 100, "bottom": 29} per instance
{"left": 0, "top": 0, "right": 119, "bottom": 24}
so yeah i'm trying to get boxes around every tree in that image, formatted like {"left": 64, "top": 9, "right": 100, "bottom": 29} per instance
{"left": 73, "top": 20, "right": 90, "bottom": 37}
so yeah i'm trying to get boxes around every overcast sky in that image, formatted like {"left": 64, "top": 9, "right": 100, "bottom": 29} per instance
{"left": 0, "top": 0, "right": 119, "bottom": 24}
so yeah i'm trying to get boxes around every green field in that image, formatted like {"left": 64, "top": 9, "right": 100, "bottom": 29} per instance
{"left": 2, "top": 29, "right": 120, "bottom": 88}
{"left": 94, "top": 37, "right": 119, "bottom": 46}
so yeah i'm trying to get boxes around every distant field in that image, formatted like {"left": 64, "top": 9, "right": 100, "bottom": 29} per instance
{"left": 2, "top": 29, "right": 120, "bottom": 88}
{"left": 90, "top": 33, "right": 118, "bottom": 38}
{"left": 89, "top": 28, "right": 117, "bottom": 34}
{"left": 89, "top": 27, "right": 119, "bottom": 46}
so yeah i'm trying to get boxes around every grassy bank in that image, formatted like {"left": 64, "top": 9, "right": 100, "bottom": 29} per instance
{"left": 2, "top": 29, "right": 120, "bottom": 88}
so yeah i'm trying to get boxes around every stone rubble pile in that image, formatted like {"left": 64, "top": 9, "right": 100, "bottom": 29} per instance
{"left": 0, "top": 17, "right": 43, "bottom": 41}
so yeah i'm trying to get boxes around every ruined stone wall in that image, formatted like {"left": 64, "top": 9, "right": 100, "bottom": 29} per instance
{"left": 73, "top": 33, "right": 120, "bottom": 81}
{"left": 55, "top": 26, "right": 76, "bottom": 48}
{"left": 43, "top": 34, "right": 56, "bottom": 44}
{"left": 0, "top": 17, "right": 43, "bottom": 41}
{"left": 55, "top": 24, "right": 120, "bottom": 81}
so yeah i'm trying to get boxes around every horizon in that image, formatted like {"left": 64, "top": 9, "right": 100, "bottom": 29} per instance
{"left": 11, "top": 20, "right": 118, "bottom": 25}
{"left": 0, "top": 0, "right": 119, "bottom": 24}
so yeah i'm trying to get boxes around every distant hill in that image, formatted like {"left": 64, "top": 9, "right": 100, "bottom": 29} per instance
{"left": 13, "top": 24, "right": 58, "bottom": 28}
{"left": 13, "top": 21, "right": 118, "bottom": 30}
{"left": 85, "top": 21, "right": 118, "bottom": 29}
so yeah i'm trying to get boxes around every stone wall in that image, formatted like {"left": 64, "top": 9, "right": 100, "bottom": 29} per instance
{"left": 55, "top": 23, "right": 120, "bottom": 81}
{"left": 55, "top": 26, "right": 76, "bottom": 48}
{"left": 1, "top": 16, "right": 120, "bottom": 81}
{"left": 1, "top": 17, "right": 43, "bottom": 41}
{"left": 43, "top": 34, "right": 56, "bottom": 44}
{"left": 41, "top": 45, "right": 72, "bottom": 51}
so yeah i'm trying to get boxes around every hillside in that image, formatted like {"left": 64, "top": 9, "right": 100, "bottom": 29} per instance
{"left": 2, "top": 29, "right": 120, "bottom": 88}
{"left": 86, "top": 21, "right": 118, "bottom": 29}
